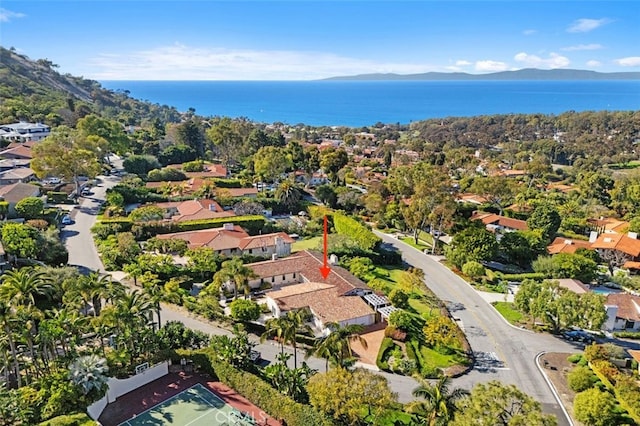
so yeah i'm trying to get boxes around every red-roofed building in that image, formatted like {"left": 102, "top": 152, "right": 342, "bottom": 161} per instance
{"left": 547, "top": 237, "right": 593, "bottom": 255}
{"left": 248, "top": 250, "right": 379, "bottom": 334}
{"left": 603, "top": 293, "right": 640, "bottom": 331}
{"left": 154, "top": 199, "right": 235, "bottom": 222}
{"left": 157, "top": 223, "right": 294, "bottom": 257}
{"left": 470, "top": 211, "right": 529, "bottom": 235}
{"left": 590, "top": 233, "right": 640, "bottom": 269}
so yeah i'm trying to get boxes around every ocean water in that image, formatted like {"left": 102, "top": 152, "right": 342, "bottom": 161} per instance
{"left": 101, "top": 80, "right": 640, "bottom": 127}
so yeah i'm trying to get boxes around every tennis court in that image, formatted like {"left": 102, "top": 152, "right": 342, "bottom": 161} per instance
{"left": 119, "top": 383, "right": 258, "bottom": 426}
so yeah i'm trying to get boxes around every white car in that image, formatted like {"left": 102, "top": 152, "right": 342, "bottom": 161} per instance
{"left": 61, "top": 215, "right": 73, "bottom": 225}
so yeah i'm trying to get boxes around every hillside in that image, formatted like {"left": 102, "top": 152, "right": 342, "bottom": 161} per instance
{"left": 324, "top": 68, "right": 640, "bottom": 81}
{"left": 0, "top": 46, "right": 181, "bottom": 125}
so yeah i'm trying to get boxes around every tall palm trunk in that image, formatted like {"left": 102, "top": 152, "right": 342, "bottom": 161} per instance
{"left": 3, "top": 325, "right": 20, "bottom": 387}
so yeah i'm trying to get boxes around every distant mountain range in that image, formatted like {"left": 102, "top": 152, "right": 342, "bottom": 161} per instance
{"left": 323, "top": 68, "right": 640, "bottom": 81}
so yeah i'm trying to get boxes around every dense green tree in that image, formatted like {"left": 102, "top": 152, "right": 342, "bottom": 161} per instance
{"left": 452, "top": 381, "right": 556, "bottom": 426}
{"left": 275, "top": 180, "right": 302, "bottom": 211}
{"left": 32, "top": 126, "right": 103, "bottom": 196}
{"left": 207, "top": 117, "right": 242, "bottom": 167}
{"left": 315, "top": 184, "right": 337, "bottom": 207}
{"left": 445, "top": 226, "right": 498, "bottom": 269}
{"left": 76, "top": 114, "right": 130, "bottom": 155}
{"left": 307, "top": 367, "right": 397, "bottom": 425}
{"left": 1, "top": 222, "right": 39, "bottom": 260}
{"left": 253, "top": 146, "right": 293, "bottom": 183}
{"left": 123, "top": 154, "right": 161, "bottom": 177}
{"left": 319, "top": 147, "right": 348, "bottom": 184}
{"left": 14, "top": 197, "right": 44, "bottom": 220}
{"left": 573, "top": 388, "right": 619, "bottom": 426}
{"left": 567, "top": 365, "right": 597, "bottom": 392}
{"left": 229, "top": 299, "right": 261, "bottom": 322}
{"left": 212, "top": 258, "right": 257, "bottom": 300}
{"left": 470, "top": 176, "right": 517, "bottom": 216}
{"left": 499, "top": 231, "right": 534, "bottom": 267}
{"left": 175, "top": 119, "right": 206, "bottom": 158}
{"left": 527, "top": 203, "right": 561, "bottom": 242}
{"left": 158, "top": 144, "right": 197, "bottom": 166}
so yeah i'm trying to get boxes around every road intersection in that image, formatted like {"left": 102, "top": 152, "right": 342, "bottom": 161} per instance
{"left": 63, "top": 164, "right": 574, "bottom": 423}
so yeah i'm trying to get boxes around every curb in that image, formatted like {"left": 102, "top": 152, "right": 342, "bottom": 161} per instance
{"left": 535, "top": 352, "right": 574, "bottom": 426}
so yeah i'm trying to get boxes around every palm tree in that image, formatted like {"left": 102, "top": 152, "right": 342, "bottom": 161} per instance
{"left": 281, "top": 310, "right": 313, "bottom": 369}
{"left": 0, "top": 300, "right": 20, "bottom": 387}
{"left": 142, "top": 281, "right": 164, "bottom": 330}
{"left": 213, "top": 258, "right": 257, "bottom": 300}
{"left": 113, "top": 290, "right": 153, "bottom": 354}
{"left": 0, "top": 267, "right": 51, "bottom": 308}
{"left": 407, "top": 376, "right": 469, "bottom": 426}
{"left": 261, "top": 316, "right": 287, "bottom": 354}
{"left": 275, "top": 179, "right": 302, "bottom": 211}
{"left": 311, "top": 322, "right": 368, "bottom": 369}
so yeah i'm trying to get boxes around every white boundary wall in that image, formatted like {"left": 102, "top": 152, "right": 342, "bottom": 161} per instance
{"left": 87, "top": 361, "right": 169, "bottom": 420}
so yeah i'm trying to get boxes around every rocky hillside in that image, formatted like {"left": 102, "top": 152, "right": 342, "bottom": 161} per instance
{"left": 0, "top": 46, "right": 181, "bottom": 125}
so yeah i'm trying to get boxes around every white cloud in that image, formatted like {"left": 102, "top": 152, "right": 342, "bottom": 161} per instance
{"left": 523, "top": 29, "right": 537, "bottom": 36}
{"left": 514, "top": 52, "right": 570, "bottom": 68}
{"left": 586, "top": 60, "right": 602, "bottom": 67}
{"left": 85, "top": 43, "right": 441, "bottom": 80}
{"left": 615, "top": 57, "right": 640, "bottom": 67}
{"left": 475, "top": 60, "right": 509, "bottom": 72}
{"left": 561, "top": 44, "right": 603, "bottom": 52}
{"left": 567, "top": 18, "right": 611, "bottom": 33}
{"left": 455, "top": 60, "right": 472, "bottom": 66}
{"left": 0, "top": 8, "right": 25, "bottom": 22}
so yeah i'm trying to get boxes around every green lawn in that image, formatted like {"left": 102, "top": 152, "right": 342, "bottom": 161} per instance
{"left": 292, "top": 236, "right": 322, "bottom": 252}
{"left": 400, "top": 237, "right": 430, "bottom": 251}
{"left": 492, "top": 301, "right": 524, "bottom": 324}
{"left": 420, "top": 346, "right": 459, "bottom": 370}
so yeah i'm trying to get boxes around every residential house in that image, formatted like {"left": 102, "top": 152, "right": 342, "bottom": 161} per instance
{"left": 555, "top": 278, "right": 589, "bottom": 294}
{"left": 145, "top": 178, "right": 258, "bottom": 198}
{"left": 0, "top": 158, "right": 31, "bottom": 171}
{"left": 156, "top": 223, "right": 294, "bottom": 257}
{"left": 0, "top": 182, "right": 41, "bottom": 217}
{"left": 154, "top": 199, "right": 235, "bottom": 222}
{"left": 0, "top": 168, "right": 36, "bottom": 185}
{"left": 456, "top": 193, "right": 488, "bottom": 205}
{"left": 167, "top": 163, "right": 228, "bottom": 179}
{"left": 590, "top": 232, "right": 640, "bottom": 272}
{"left": 247, "top": 250, "right": 380, "bottom": 334}
{"left": 0, "top": 144, "right": 33, "bottom": 160}
{"left": 470, "top": 211, "right": 529, "bottom": 235}
{"left": 603, "top": 293, "right": 640, "bottom": 331}
{"left": 588, "top": 217, "right": 630, "bottom": 235}
{"left": 0, "top": 122, "right": 50, "bottom": 142}
{"left": 547, "top": 237, "right": 593, "bottom": 255}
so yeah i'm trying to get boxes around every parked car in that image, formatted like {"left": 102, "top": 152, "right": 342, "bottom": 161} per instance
{"left": 61, "top": 215, "right": 73, "bottom": 225}
{"left": 562, "top": 330, "right": 595, "bottom": 344}
{"left": 81, "top": 187, "right": 91, "bottom": 196}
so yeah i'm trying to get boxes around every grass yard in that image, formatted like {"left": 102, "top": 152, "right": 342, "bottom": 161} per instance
{"left": 400, "top": 237, "right": 430, "bottom": 251}
{"left": 291, "top": 236, "right": 322, "bottom": 252}
{"left": 420, "top": 346, "right": 460, "bottom": 370}
{"left": 492, "top": 301, "right": 524, "bottom": 324}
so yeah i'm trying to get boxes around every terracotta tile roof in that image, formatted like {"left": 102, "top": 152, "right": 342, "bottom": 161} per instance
{"left": 591, "top": 233, "right": 640, "bottom": 258}
{"left": 5, "top": 141, "right": 37, "bottom": 149}
{"left": 623, "top": 261, "right": 640, "bottom": 270}
{"left": 167, "top": 163, "right": 227, "bottom": 178}
{"left": 491, "top": 169, "right": 527, "bottom": 177}
{"left": 268, "top": 282, "right": 334, "bottom": 298}
{"left": 157, "top": 225, "right": 291, "bottom": 252}
{"left": 606, "top": 293, "right": 640, "bottom": 322}
{"left": 248, "top": 250, "right": 369, "bottom": 295}
{"left": 0, "top": 182, "right": 40, "bottom": 203}
{"left": 547, "top": 237, "right": 593, "bottom": 255}
{"left": 0, "top": 167, "right": 35, "bottom": 180}
{"left": 470, "top": 211, "right": 528, "bottom": 231}
{"left": 456, "top": 193, "right": 488, "bottom": 204}
{"left": 588, "top": 217, "right": 630, "bottom": 234}
{"left": 274, "top": 287, "right": 374, "bottom": 324}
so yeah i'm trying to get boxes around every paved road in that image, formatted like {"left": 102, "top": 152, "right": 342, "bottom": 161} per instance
{"left": 376, "top": 231, "right": 576, "bottom": 424}
{"left": 61, "top": 164, "right": 581, "bottom": 417}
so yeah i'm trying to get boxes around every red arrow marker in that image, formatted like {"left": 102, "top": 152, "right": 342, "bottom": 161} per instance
{"left": 320, "top": 215, "right": 331, "bottom": 279}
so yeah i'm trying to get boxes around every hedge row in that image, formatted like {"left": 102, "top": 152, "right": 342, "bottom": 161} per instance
{"left": 38, "top": 413, "right": 96, "bottom": 426}
{"left": 97, "top": 215, "right": 266, "bottom": 238}
{"left": 333, "top": 213, "right": 380, "bottom": 250}
{"left": 376, "top": 337, "right": 397, "bottom": 371}
{"left": 177, "top": 348, "right": 332, "bottom": 426}
{"left": 495, "top": 272, "right": 547, "bottom": 282}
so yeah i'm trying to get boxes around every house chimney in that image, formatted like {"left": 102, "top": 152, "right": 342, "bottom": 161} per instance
{"left": 589, "top": 231, "right": 598, "bottom": 243}
{"left": 628, "top": 232, "right": 638, "bottom": 240}
{"left": 209, "top": 203, "right": 216, "bottom": 212}
{"left": 272, "top": 253, "right": 278, "bottom": 261}
{"left": 223, "top": 223, "right": 234, "bottom": 231}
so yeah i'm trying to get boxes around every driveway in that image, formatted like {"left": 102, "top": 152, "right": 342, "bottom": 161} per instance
{"left": 376, "top": 231, "right": 575, "bottom": 424}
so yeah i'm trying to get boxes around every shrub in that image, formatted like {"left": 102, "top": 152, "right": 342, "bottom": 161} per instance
{"left": 389, "top": 288, "right": 409, "bottom": 309}
{"left": 462, "top": 261, "right": 485, "bottom": 279}
{"left": 567, "top": 353, "right": 584, "bottom": 364}
{"left": 376, "top": 337, "right": 397, "bottom": 370}
{"left": 568, "top": 365, "right": 597, "bottom": 392}
{"left": 38, "top": 413, "right": 96, "bottom": 426}
{"left": 229, "top": 299, "right": 261, "bottom": 322}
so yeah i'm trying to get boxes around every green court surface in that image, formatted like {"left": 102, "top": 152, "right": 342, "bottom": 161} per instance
{"left": 119, "top": 383, "right": 257, "bottom": 425}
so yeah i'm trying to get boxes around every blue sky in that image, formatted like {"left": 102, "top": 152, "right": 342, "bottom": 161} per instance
{"left": 1, "top": 1, "right": 639, "bottom": 80}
